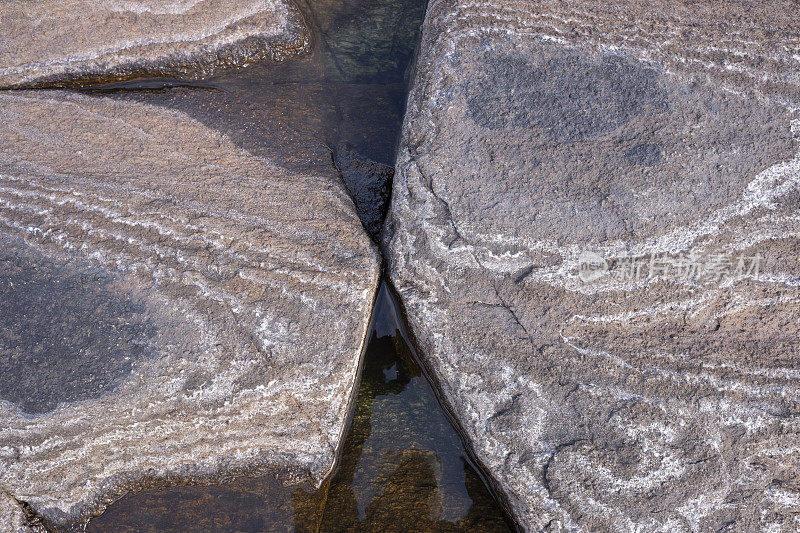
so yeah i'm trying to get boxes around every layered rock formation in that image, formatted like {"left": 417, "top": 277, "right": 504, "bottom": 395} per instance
{"left": 383, "top": 0, "right": 800, "bottom": 530}
{"left": 0, "top": 91, "right": 380, "bottom": 527}
{"left": 0, "top": 0, "right": 308, "bottom": 88}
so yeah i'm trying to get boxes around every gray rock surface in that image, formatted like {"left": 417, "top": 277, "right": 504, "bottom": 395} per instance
{"left": 0, "top": 0, "right": 308, "bottom": 88}
{"left": 0, "top": 90, "right": 380, "bottom": 527}
{"left": 383, "top": 0, "right": 800, "bottom": 530}
{"left": 0, "top": 491, "right": 32, "bottom": 533}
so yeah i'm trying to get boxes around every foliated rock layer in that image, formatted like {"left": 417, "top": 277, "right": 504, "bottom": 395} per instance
{"left": 0, "top": 0, "right": 308, "bottom": 88}
{"left": 0, "top": 91, "right": 380, "bottom": 527}
{"left": 383, "top": 0, "right": 800, "bottom": 530}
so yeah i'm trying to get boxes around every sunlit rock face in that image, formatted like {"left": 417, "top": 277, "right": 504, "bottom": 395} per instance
{"left": 0, "top": 91, "right": 380, "bottom": 527}
{"left": 383, "top": 0, "right": 800, "bottom": 530}
{"left": 0, "top": 0, "right": 309, "bottom": 88}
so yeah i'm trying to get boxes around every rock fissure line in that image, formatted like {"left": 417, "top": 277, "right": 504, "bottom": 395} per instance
{"left": 0, "top": 0, "right": 518, "bottom": 530}
{"left": 383, "top": 1, "right": 800, "bottom": 530}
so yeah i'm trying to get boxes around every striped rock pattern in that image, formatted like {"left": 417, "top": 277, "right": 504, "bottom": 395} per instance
{"left": 0, "top": 91, "right": 380, "bottom": 527}
{"left": 383, "top": 0, "right": 800, "bottom": 530}
{"left": 0, "top": 0, "right": 308, "bottom": 88}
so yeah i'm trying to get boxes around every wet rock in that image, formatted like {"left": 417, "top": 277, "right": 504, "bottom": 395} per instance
{"left": 335, "top": 142, "right": 394, "bottom": 241}
{"left": 0, "top": 90, "right": 380, "bottom": 527}
{"left": 0, "top": 0, "right": 309, "bottom": 88}
{"left": 301, "top": 0, "right": 427, "bottom": 84}
{"left": 0, "top": 243, "right": 156, "bottom": 415}
{"left": 383, "top": 0, "right": 800, "bottom": 530}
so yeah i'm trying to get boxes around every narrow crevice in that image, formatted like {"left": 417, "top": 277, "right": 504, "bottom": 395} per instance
{"left": 5, "top": 0, "right": 519, "bottom": 529}
{"left": 9, "top": 493, "right": 53, "bottom": 533}
{"left": 375, "top": 278, "right": 523, "bottom": 532}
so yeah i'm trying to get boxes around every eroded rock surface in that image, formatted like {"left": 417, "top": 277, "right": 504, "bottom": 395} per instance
{"left": 0, "top": 491, "right": 32, "bottom": 533}
{"left": 383, "top": 0, "right": 800, "bottom": 530}
{"left": 0, "top": 91, "right": 380, "bottom": 527}
{"left": 0, "top": 0, "right": 308, "bottom": 88}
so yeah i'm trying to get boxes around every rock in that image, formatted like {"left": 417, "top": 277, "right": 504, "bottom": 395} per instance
{"left": 335, "top": 142, "right": 394, "bottom": 242}
{"left": 383, "top": 0, "right": 800, "bottom": 530}
{"left": 0, "top": 90, "right": 380, "bottom": 527}
{"left": 0, "top": 0, "right": 309, "bottom": 88}
{"left": 301, "top": 0, "right": 427, "bottom": 84}
{"left": 0, "top": 491, "right": 32, "bottom": 533}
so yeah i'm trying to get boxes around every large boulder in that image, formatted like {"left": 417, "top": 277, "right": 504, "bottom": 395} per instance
{"left": 0, "top": 0, "right": 308, "bottom": 88}
{"left": 0, "top": 90, "right": 380, "bottom": 527}
{"left": 383, "top": 0, "right": 800, "bottom": 530}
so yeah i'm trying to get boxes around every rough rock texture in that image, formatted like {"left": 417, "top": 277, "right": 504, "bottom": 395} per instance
{"left": 335, "top": 142, "right": 394, "bottom": 242}
{"left": 0, "top": 0, "right": 308, "bottom": 88}
{"left": 0, "top": 491, "right": 32, "bottom": 533}
{"left": 383, "top": 0, "right": 800, "bottom": 530}
{"left": 0, "top": 90, "right": 380, "bottom": 527}
{"left": 296, "top": 0, "right": 428, "bottom": 84}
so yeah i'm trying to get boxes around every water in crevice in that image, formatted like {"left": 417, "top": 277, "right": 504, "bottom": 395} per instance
{"left": 315, "top": 282, "right": 514, "bottom": 531}
{"left": 67, "top": 0, "right": 517, "bottom": 529}
{"left": 86, "top": 282, "right": 514, "bottom": 532}
{"left": 83, "top": 0, "right": 424, "bottom": 241}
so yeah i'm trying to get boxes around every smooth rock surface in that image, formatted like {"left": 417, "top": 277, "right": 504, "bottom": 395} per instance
{"left": 384, "top": 0, "right": 800, "bottom": 530}
{"left": 0, "top": 0, "right": 308, "bottom": 88}
{"left": 0, "top": 90, "right": 380, "bottom": 527}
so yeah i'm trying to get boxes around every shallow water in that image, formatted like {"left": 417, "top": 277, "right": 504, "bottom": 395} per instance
{"left": 55, "top": 0, "right": 517, "bottom": 529}
{"left": 83, "top": 0, "right": 423, "bottom": 238}
{"left": 316, "top": 282, "right": 513, "bottom": 531}
{"left": 88, "top": 284, "right": 513, "bottom": 531}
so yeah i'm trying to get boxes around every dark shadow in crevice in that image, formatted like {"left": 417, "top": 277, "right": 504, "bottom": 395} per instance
{"left": 87, "top": 281, "right": 517, "bottom": 532}
{"left": 27, "top": 0, "right": 521, "bottom": 530}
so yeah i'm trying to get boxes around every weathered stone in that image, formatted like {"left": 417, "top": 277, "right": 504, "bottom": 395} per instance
{"left": 383, "top": 0, "right": 800, "bottom": 530}
{"left": 0, "top": 90, "right": 380, "bottom": 527}
{"left": 0, "top": 0, "right": 309, "bottom": 88}
{"left": 335, "top": 142, "right": 394, "bottom": 241}
{"left": 0, "top": 491, "right": 32, "bottom": 533}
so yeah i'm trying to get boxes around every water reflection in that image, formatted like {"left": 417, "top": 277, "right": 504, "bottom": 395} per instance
{"left": 87, "top": 283, "right": 513, "bottom": 532}
{"left": 317, "top": 282, "right": 513, "bottom": 532}
{"left": 77, "top": 0, "right": 515, "bottom": 529}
